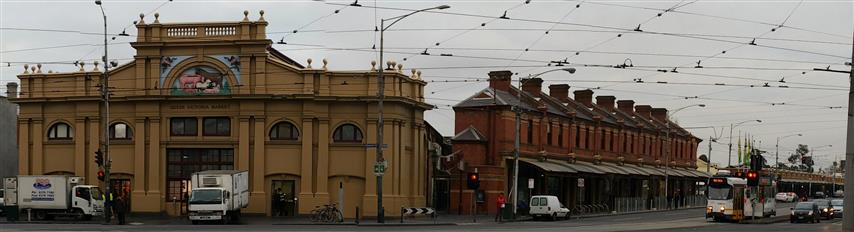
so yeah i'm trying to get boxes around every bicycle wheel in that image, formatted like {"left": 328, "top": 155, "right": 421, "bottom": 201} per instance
{"left": 332, "top": 209, "right": 343, "bottom": 223}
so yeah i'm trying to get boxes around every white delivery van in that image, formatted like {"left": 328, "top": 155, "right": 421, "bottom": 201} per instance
{"left": 188, "top": 170, "right": 249, "bottom": 224}
{"left": 529, "top": 195, "right": 570, "bottom": 221}
{"left": 7, "top": 176, "right": 104, "bottom": 220}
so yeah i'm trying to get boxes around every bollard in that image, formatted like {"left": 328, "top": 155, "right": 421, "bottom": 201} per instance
{"left": 400, "top": 207, "right": 404, "bottom": 223}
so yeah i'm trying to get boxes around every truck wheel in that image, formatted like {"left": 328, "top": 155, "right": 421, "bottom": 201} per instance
{"left": 35, "top": 210, "right": 48, "bottom": 220}
{"left": 551, "top": 213, "right": 557, "bottom": 221}
{"left": 73, "top": 209, "right": 85, "bottom": 220}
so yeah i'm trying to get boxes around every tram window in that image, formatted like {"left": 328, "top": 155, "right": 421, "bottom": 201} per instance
{"left": 708, "top": 186, "right": 732, "bottom": 200}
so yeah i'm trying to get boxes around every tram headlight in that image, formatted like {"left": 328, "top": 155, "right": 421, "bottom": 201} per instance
{"left": 720, "top": 206, "right": 725, "bottom": 212}
{"left": 808, "top": 211, "right": 813, "bottom": 215}
{"left": 823, "top": 208, "right": 828, "bottom": 212}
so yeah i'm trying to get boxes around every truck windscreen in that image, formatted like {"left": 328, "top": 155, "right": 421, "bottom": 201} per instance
{"left": 190, "top": 189, "right": 223, "bottom": 204}
{"left": 90, "top": 187, "right": 104, "bottom": 200}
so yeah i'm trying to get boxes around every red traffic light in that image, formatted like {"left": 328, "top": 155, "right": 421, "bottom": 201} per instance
{"left": 469, "top": 173, "right": 478, "bottom": 180}
{"left": 97, "top": 170, "right": 105, "bottom": 182}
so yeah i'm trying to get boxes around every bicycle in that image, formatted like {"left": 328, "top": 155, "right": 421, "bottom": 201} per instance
{"left": 310, "top": 203, "right": 343, "bottom": 223}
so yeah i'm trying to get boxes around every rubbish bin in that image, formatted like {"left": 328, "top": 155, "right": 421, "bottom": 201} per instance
{"left": 501, "top": 207, "right": 513, "bottom": 220}
{"left": 5, "top": 205, "right": 18, "bottom": 221}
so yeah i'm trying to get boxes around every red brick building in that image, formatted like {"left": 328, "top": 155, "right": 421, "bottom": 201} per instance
{"left": 449, "top": 70, "right": 706, "bottom": 216}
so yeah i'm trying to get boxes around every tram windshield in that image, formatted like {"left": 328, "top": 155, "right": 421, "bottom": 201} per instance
{"left": 708, "top": 185, "right": 732, "bottom": 200}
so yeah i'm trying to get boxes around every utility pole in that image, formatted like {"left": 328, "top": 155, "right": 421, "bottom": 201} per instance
{"left": 707, "top": 137, "right": 713, "bottom": 174}
{"left": 95, "top": 0, "right": 112, "bottom": 224}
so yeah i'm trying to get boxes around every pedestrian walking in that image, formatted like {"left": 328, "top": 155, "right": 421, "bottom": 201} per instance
{"left": 495, "top": 193, "right": 506, "bottom": 222}
{"left": 115, "top": 196, "right": 127, "bottom": 225}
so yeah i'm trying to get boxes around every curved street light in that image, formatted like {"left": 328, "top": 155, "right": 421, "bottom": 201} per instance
{"left": 776, "top": 133, "right": 803, "bottom": 168}
{"left": 727, "top": 119, "right": 762, "bottom": 167}
{"left": 376, "top": 4, "right": 450, "bottom": 223}
{"left": 511, "top": 67, "right": 576, "bottom": 219}
{"left": 664, "top": 104, "right": 705, "bottom": 209}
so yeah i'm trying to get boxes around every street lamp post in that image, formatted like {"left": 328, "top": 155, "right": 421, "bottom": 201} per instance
{"left": 727, "top": 120, "right": 762, "bottom": 167}
{"left": 664, "top": 104, "right": 705, "bottom": 209}
{"left": 376, "top": 5, "right": 449, "bottom": 223}
{"left": 776, "top": 133, "right": 802, "bottom": 168}
{"left": 95, "top": 0, "right": 112, "bottom": 224}
{"left": 511, "top": 68, "right": 576, "bottom": 220}
{"left": 807, "top": 145, "right": 832, "bottom": 195}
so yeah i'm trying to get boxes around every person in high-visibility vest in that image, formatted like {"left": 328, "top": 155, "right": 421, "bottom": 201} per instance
{"left": 103, "top": 192, "right": 115, "bottom": 222}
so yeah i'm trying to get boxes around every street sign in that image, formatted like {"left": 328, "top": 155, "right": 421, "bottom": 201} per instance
{"left": 365, "top": 144, "right": 389, "bottom": 150}
{"left": 577, "top": 178, "right": 585, "bottom": 188}
{"left": 528, "top": 178, "right": 534, "bottom": 189}
{"left": 373, "top": 161, "right": 387, "bottom": 176}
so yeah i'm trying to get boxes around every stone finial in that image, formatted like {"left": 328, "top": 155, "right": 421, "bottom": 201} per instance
{"left": 306, "top": 58, "right": 313, "bottom": 69}
{"left": 30, "top": 66, "right": 36, "bottom": 73}
{"left": 48, "top": 70, "right": 53, "bottom": 74}
{"left": 93, "top": 61, "right": 100, "bottom": 71}
{"left": 411, "top": 69, "right": 417, "bottom": 77}
{"left": 397, "top": 63, "right": 403, "bottom": 73}
{"left": 259, "top": 10, "right": 265, "bottom": 21}
{"left": 322, "top": 58, "right": 328, "bottom": 70}
{"left": 386, "top": 61, "right": 393, "bottom": 70}
{"left": 138, "top": 13, "right": 145, "bottom": 24}
{"left": 79, "top": 61, "right": 86, "bottom": 71}
{"left": 36, "top": 64, "right": 42, "bottom": 73}
{"left": 243, "top": 10, "right": 249, "bottom": 21}
{"left": 23, "top": 64, "right": 29, "bottom": 74}
{"left": 153, "top": 13, "right": 160, "bottom": 24}
{"left": 417, "top": 70, "right": 422, "bottom": 79}
{"left": 370, "top": 61, "right": 377, "bottom": 71}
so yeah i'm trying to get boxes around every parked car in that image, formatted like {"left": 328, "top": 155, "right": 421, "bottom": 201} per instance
{"left": 0, "top": 188, "right": 4, "bottom": 216}
{"left": 813, "top": 199, "right": 834, "bottom": 219}
{"left": 833, "top": 190, "right": 844, "bottom": 198}
{"left": 529, "top": 195, "right": 569, "bottom": 221}
{"left": 775, "top": 192, "right": 797, "bottom": 202}
{"left": 814, "top": 192, "right": 827, "bottom": 199}
{"left": 791, "top": 202, "right": 821, "bottom": 223}
{"left": 831, "top": 199, "right": 843, "bottom": 218}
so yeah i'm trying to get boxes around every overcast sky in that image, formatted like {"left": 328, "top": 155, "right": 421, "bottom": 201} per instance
{"left": 1, "top": 0, "right": 852, "bottom": 170}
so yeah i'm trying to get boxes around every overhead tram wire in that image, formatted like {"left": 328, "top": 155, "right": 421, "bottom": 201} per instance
{"left": 325, "top": 1, "right": 848, "bottom": 60}
{"left": 504, "top": 0, "right": 586, "bottom": 68}
{"left": 279, "top": 4, "right": 350, "bottom": 43}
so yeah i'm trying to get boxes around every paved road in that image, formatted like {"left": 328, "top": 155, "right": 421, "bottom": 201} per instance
{"left": 1, "top": 203, "right": 843, "bottom": 231}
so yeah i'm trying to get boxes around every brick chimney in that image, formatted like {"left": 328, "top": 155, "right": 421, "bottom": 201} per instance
{"left": 548, "top": 84, "right": 570, "bottom": 101}
{"left": 5, "top": 82, "right": 18, "bottom": 98}
{"left": 488, "top": 70, "right": 512, "bottom": 92}
{"left": 574, "top": 89, "right": 594, "bottom": 107}
{"left": 651, "top": 108, "right": 668, "bottom": 122}
{"left": 521, "top": 77, "right": 543, "bottom": 97}
{"left": 596, "top": 96, "right": 616, "bottom": 110}
{"left": 635, "top": 105, "right": 652, "bottom": 119}
{"left": 617, "top": 100, "right": 634, "bottom": 114}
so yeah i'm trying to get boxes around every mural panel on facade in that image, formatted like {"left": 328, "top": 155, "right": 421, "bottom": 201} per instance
{"left": 160, "top": 55, "right": 242, "bottom": 95}
{"left": 171, "top": 66, "right": 231, "bottom": 95}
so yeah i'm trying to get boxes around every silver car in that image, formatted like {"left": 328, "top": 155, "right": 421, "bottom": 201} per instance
{"left": 831, "top": 199, "right": 843, "bottom": 218}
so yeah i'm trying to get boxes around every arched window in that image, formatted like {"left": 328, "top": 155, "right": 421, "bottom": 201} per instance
{"left": 47, "top": 122, "right": 73, "bottom": 139}
{"left": 270, "top": 122, "right": 299, "bottom": 140}
{"left": 333, "top": 124, "right": 363, "bottom": 143}
{"left": 110, "top": 122, "right": 133, "bottom": 139}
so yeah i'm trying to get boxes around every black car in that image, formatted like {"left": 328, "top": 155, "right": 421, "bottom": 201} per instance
{"left": 791, "top": 202, "right": 821, "bottom": 223}
{"left": 813, "top": 199, "right": 834, "bottom": 219}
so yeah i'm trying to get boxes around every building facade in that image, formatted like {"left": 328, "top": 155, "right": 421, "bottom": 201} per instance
{"left": 10, "top": 11, "right": 432, "bottom": 218}
{"left": 1, "top": 90, "right": 19, "bottom": 179}
{"left": 450, "top": 71, "right": 707, "bottom": 215}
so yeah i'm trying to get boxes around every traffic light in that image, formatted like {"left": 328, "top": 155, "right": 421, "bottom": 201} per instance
{"left": 746, "top": 170, "right": 759, "bottom": 186}
{"left": 466, "top": 172, "right": 480, "bottom": 189}
{"left": 94, "top": 149, "right": 104, "bottom": 167}
{"left": 97, "top": 170, "right": 105, "bottom": 182}
{"left": 749, "top": 155, "right": 764, "bottom": 171}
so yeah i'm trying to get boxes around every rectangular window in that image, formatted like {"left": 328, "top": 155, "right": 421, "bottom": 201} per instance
{"left": 600, "top": 129, "right": 606, "bottom": 150}
{"left": 585, "top": 128, "right": 590, "bottom": 149}
{"left": 575, "top": 126, "right": 580, "bottom": 149}
{"left": 203, "top": 117, "right": 231, "bottom": 136}
{"left": 558, "top": 123, "right": 564, "bottom": 147}
{"left": 547, "top": 122, "right": 553, "bottom": 146}
{"left": 170, "top": 117, "right": 197, "bottom": 136}
{"left": 527, "top": 119, "right": 533, "bottom": 144}
{"left": 623, "top": 132, "right": 628, "bottom": 153}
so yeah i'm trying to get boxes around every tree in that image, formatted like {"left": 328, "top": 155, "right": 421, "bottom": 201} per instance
{"left": 786, "top": 144, "right": 812, "bottom": 172}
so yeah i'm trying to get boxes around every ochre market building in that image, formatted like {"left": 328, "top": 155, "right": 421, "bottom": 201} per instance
{"left": 449, "top": 71, "right": 708, "bottom": 215}
{"left": 9, "top": 11, "right": 433, "bottom": 218}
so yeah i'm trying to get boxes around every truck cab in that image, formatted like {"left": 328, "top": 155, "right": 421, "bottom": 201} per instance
{"left": 71, "top": 185, "right": 105, "bottom": 219}
{"left": 188, "top": 187, "right": 228, "bottom": 222}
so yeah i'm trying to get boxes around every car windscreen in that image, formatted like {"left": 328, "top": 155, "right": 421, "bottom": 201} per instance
{"left": 708, "top": 186, "right": 732, "bottom": 200}
{"left": 831, "top": 200, "right": 843, "bottom": 207}
{"left": 90, "top": 187, "right": 104, "bottom": 200}
{"left": 795, "top": 203, "right": 814, "bottom": 210}
{"left": 189, "top": 189, "right": 223, "bottom": 204}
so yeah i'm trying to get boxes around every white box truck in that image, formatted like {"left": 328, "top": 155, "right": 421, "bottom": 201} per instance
{"left": 188, "top": 170, "right": 249, "bottom": 224}
{"left": 5, "top": 176, "right": 104, "bottom": 220}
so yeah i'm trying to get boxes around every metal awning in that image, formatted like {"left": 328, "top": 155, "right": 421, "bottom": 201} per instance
{"left": 601, "top": 162, "right": 646, "bottom": 176}
{"left": 568, "top": 161, "right": 606, "bottom": 174}
{"left": 619, "top": 164, "right": 650, "bottom": 176}
{"left": 519, "top": 158, "right": 578, "bottom": 174}
{"left": 598, "top": 162, "right": 630, "bottom": 175}
{"left": 664, "top": 168, "right": 690, "bottom": 177}
{"left": 686, "top": 169, "right": 711, "bottom": 178}
{"left": 625, "top": 164, "right": 655, "bottom": 176}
